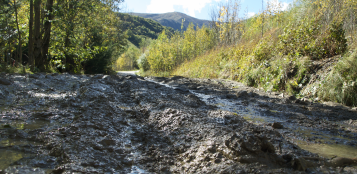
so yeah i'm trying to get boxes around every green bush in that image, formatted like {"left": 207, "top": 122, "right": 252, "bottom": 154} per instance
{"left": 317, "top": 50, "right": 357, "bottom": 106}
{"left": 137, "top": 53, "right": 150, "bottom": 71}
{"left": 278, "top": 19, "right": 347, "bottom": 60}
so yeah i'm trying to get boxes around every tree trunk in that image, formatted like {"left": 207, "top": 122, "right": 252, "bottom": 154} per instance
{"left": 29, "top": 0, "right": 34, "bottom": 70}
{"left": 41, "top": 0, "right": 54, "bottom": 70}
{"left": 14, "top": 0, "right": 22, "bottom": 67}
{"left": 34, "top": 0, "right": 43, "bottom": 71}
{"left": 64, "top": 2, "right": 75, "bottom": 73}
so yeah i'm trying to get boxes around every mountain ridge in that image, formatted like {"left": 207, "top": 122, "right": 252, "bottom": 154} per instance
{"left": 117, "top": 13, "right": 175, "bottom": 47}
{"left": 128, "top": 12, "right": 211, "bottom": 31}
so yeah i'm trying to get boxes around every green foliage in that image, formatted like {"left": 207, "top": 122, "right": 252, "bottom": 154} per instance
{"left": 131, "top": 12, "right": 210, "bottom": 31}
{"left": 118, "top": 13, "right": 174, "bottom": 47}
{"left": 145, "top": 24, "right": 216, "bottom": 73}
{"left": 317, "top": 51, "right": 357, "bottom": 106}
{"left": 114, "top": 43, "right": 140, "bottom": 71}
{"left": 253, "top": 35, "right": 276, "bottom": 61}
{"left": 137, "top": 53, "right": 150, "bottom": 71}
{"left": 278, "top": 19, "right": 347, "bottom": 59}
{"left": 1, "top": 0, "right": 126, "bottom": 74}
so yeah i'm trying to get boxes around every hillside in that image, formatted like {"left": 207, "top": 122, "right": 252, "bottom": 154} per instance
{"left": 117, "top": 13, "right": 175, "bottom": 46}
{"left": 128, "top": 12, "right": 211, "bottom": 31}
{"left": 137, "top": 0, "right": 357, "bottom": 107}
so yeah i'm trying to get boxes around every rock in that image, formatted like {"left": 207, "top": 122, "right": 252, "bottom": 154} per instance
{"left": 170, "top": 76, "right": 184, "bottom": 80}
{"left": 292, "top": 157, "right": 308, "bottom": 171}
{"left": 226, "top": 94, "right": 238, "bottom": 99}
{"left": 288, "top": 95, "right": 296, "bottom": 100}
{"left": 93, "top": 74, "right": 104, "bottom": 79}
{"left": 174, "top": 87, "right": 189, "bottom": 93}
{"left": 32, "top": 112, "right": 55, "bottom": 119}
{"left": 29, "top": 74, "right": 40, "bottom": 79}
{"left": 302, "top": 98, "right": 312, "bottom": 103}
{"left": 197, "top": 86, "right": 206, "bottom": 90}
{"left": 272, "top": 122, "right": 284, "bottom": 129}
{"left": 0, "top": 78, "right": 11, "bottom": 85}
{"left": 328, "top": 157, "right": 357, "bottom": 167}
{"left": 237, "top": 91, "right": 249, "bottom": 98}
{"left": 295, "top": 99, "right": 308, "bottom": 105}
{"left": 279, "top": 93, "right": 284, "bottom": 98}
{"left": 4, "top": 165, "right": 47, "bottom": 174}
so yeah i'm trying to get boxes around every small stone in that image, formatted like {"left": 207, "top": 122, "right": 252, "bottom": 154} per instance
{"left": 174, "top": 87, "right": 189, "bottom": 93}
{"left": 0, "top": 78, "right": 11, "bottom": 85}
{"left": 226, "top": 94, "right": 237, "bottom": 99}
{"left": 302, "top": 98, "right": 312, "bottom": 103}
{"left": 328, "top": 157, "right": 357, "bottom": 167}
{"left": 292, "top": 157, "right": 308, "bottom": 171}
{"left": 279, "top": 93, "right": 284, "bottom": 98}
{"left": 272, "top": 122, "right": 284, "bottom": 129}
{"left": 93, "top": 74, "right": 104, "bottom": 79}
{"left": 288, "top": 95, "right": 297, "bottom": 100}
{"left": 29, "top": 74, "right": 39, "bottom": 79}
{"left": 237, "top": 91, "right": 249, "bottom": 98}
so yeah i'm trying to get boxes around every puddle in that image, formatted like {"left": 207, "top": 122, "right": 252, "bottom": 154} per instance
{"left": 0, "top": 138, "right": 42, "bottom": 147}
{"left": 243, "top": 115, "right": 267, "bottom": 123}
{"left": 0, "top": 149, "right": 29, "bottom": 170}
{"left": 293, "top": 127, "right": 356, "bottom": 145}
{"left": 296, "top": 140, "right": 357, "bottom": 159}
{"left": 1, "top": 120, "right": 50, "bottom": 131}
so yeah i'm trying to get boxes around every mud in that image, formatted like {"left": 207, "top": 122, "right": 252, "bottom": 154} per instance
{"left": 0, "top": 73, "right": 356, "bottom": 173}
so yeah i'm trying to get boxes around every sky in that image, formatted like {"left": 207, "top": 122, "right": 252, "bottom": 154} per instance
{"left": 120, "top": 0, "right": 294, "bottom": 20}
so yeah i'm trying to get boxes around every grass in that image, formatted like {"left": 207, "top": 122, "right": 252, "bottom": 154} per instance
{"left": 140, "top": 0, "right": 357, "bottom": 106}
{"left": 317, "top": 50, "right": 357, "bottom": 106}
{"left": 137, "top": 69, "right": 171, "bottom": 77}
{"left": 0, "top": 65, "right": 32, "bottom": 74}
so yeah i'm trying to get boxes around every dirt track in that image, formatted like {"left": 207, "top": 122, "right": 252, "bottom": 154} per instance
{"left": 0, "top": 73, "right": 356, "bottom": 173}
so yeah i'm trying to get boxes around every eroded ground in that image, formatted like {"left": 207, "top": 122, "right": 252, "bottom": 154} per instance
{"left": 0, "top": 73, "right": 356, "bottom": 173}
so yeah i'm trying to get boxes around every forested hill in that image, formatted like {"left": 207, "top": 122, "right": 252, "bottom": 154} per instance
{"left": 117, "top": 13, "right": 175, "bottom": 47}
{"left": 128, "top": 12, "right": 211, "bottom": 31}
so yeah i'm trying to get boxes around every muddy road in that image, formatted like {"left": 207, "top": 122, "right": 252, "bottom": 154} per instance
{"left": 0, "top": 73, "right": 356, "bottom": 173}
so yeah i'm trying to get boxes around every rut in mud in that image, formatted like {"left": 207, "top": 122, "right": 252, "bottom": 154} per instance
{"left": 0, "top": 73, "right": 356, "bottom": 173}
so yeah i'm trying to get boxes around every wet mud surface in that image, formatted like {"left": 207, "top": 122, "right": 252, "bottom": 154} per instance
{"left": 0, "top": 73, "right": 356, "bottom": 173}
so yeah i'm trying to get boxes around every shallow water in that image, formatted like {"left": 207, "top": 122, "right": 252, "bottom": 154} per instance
{"left": 296, "top": 140, "right": 357, "bottom": 159}
{"left": 0, "top": 149, "right": 28, "bottom": 170}
{"left": 0, "top": 139, "right": 42, "bottom": 147}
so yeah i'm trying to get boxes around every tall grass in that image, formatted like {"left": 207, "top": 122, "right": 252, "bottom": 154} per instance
{"left": 144, "top": 0, "right": 357, "bottom": 106}
{"left": 317, "top": 50, "right": 357, "bottom": 106}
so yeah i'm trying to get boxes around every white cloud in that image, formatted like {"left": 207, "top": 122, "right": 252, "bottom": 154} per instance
{"left": 247, "top": 12, "right": 255, "bottom": 18}
{"left": 281, "top": 2, "right": 289, "bottom": 11}
{"left": 146, "top": 0, "right": 221, "bottom": 17}
{"left": 265, "top": 0, "right": 290, "bottom": 11}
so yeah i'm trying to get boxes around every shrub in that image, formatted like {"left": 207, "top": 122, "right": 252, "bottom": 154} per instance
{"left": 137, "top": 53, "right": 150, "bottom": 71}
{"left": 317, "top": 50, "right": 357, "bottom": 106}
{"left": 278, "top": 19, "right": 347, "bottom": 60}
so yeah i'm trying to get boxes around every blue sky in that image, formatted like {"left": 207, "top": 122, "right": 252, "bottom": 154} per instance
{"left": 121, "top": 0, "right": 294, "bottom": 20}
